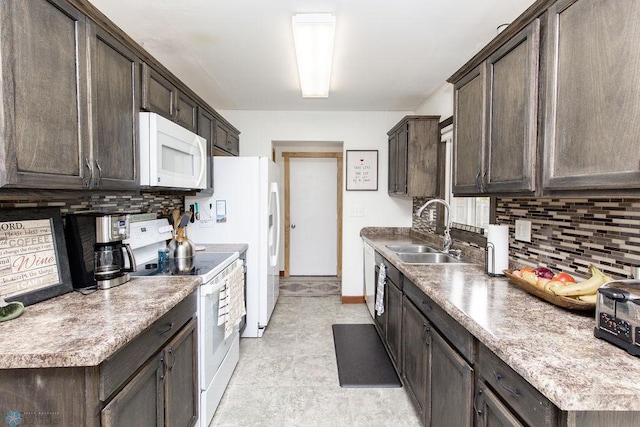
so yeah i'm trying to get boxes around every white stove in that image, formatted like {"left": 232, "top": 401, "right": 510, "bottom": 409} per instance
{"left": 126, "top": 217, "right": 238, "bottom": 282}
{"left": 125, "top": 215, "right": 245, "bottom": 426}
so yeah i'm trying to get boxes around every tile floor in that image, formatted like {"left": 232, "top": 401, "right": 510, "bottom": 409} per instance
{"left": 210, "top": 295, "right": 423, "bottom": 426}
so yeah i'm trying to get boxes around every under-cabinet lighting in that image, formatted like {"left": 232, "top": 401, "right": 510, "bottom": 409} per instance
{"left": 292, "top": 13, "right": 336, "bottom": 98}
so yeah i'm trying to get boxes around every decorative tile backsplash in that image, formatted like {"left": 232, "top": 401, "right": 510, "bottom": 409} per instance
{"left": 0, "top": 192, "right": 183, "bottom": 216}
{"left": 412, "top": 197, "right": 640, "bottom": 279}
{"left": 497, "top": 198, "right": 640, "bottom": 279}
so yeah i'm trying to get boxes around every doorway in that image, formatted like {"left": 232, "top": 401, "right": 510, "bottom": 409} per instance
{"left": 282, "top": 152, "right": 343, "bottom": 278}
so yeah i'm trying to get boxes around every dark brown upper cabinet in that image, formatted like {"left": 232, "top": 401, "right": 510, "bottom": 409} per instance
{"left": 542, "top": 0, "right": 640, "bottom": 192}
{"left": 0, "top": 0, "right": 140, "bottom": 190}
{"left": 452, "top": 20, "right": 540, "bottom": 196}
{"left": 0, "top": 0, "right": 90, "bottom": 189}
{"left": 452, "top": 65, "right": 486, "bottom": 195}
{"left": 214, "top": 120, "right": 240, "bottom": 157}
{"left": 387, "top": 116, "right": 440, "bottom": 197}
{"left": 141, "top": 62, "right": 198, "bottom": 133}
{"left": 197, "top": 108, "right": 216, "bottom": 195}
{"left": 88, "top": 23, "right": 140, "bottom": 190}
{"left": 450, "top": 0, "right": 640, "bottom": 196}
{"left": 1, "top": 0, "right": 241, "bottom": 192}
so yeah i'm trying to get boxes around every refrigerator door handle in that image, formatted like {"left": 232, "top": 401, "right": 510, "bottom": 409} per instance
{"left": 270, "top": 182, "right": 281, "bottom": 267}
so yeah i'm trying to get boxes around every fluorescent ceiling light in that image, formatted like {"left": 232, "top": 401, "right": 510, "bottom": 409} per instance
{"left": 292, "top": 13, "right": 336, "bottom": 98}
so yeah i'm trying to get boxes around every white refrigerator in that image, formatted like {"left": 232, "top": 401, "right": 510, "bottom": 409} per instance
{"left": 186, "top": 156, "right": 281, "bottom": 337}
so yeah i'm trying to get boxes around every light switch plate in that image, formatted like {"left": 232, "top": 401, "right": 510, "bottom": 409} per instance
{"left": 515, "top": 219, "right": 531, "bottom": 242}
{"left": 351, "top": 206, "right": 364, "bottom": 217}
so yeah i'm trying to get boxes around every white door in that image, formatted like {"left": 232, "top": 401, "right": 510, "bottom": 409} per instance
{"left": 289, "top": 157, "right": 337, "bottom": 275}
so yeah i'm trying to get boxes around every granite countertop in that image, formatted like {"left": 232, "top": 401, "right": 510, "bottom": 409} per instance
{"left": 361, "top": 227, "right": 640, "bottom": 412}
{"left": 0, "top": 244, "right": 247, "bottom": 370}
{"left": 0, "top": 276, "right": 200, "bottom": 369}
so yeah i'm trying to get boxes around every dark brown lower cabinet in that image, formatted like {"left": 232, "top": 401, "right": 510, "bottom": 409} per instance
{"left": 368, "top": 250, "right": 640, "bottom": 426}
{"left": 477, "top": 344, "right": 557, "bottom": 427}
{"left": 386, "top": 279, "right": 403, "bottom": 368}
{"left": 102, "top": 317, "right": 197, "bottom": 427}
{"left": 374, "top": 252, "right": 403, "bottom": 371}
{"left": 402, "top": 297, "right": 474, "bottom": 427}
{"left": 475, "top": 384, "right": 524, "bottom": 427}
{"left": 402, "top": 296, "right": 430, "bottom": 418}
{"left": 101, "top": 354, "right": 165, "bottom": 426}
{"left": 0, "top": 292, "right": 198, "bottom": 427}
{"left": 164, "top": 318, "right": 198, "bottom": 427}
{"left": 430, "top": 327, "right": 474, "bottom": 427}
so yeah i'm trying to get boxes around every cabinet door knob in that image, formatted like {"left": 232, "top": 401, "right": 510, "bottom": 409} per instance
{"left": 291, "top": 224, "right": 296, "bottom": 229}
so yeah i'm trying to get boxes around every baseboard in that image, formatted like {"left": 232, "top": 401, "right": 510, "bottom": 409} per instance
{"left": 341, "top": 296, "right": 365, "bottom": 304}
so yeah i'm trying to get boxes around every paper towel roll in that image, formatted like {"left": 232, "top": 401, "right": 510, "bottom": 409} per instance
{"left": 486, "top": 224, "right": 509, "bottom": 275}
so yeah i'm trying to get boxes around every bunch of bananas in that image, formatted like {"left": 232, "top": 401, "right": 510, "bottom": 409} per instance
{"left": 549, "top": 265, "right": 613, "bottom": 303}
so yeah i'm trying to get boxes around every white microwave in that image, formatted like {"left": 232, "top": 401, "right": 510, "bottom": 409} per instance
{"left": 139, "top": 112, "right": 207, "bottom": 190}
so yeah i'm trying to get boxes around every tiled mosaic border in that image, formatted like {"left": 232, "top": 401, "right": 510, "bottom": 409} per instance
{"left": 497, "top": 198, "right": 640, "bottom": 279}
{"left": 412, "top": 197, "right": 640, "bottom": 279}
{"left": 0, "top": 192, "right": 183, "bottom": 216}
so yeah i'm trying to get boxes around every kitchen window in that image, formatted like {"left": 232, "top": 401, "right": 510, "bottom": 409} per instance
{"left": 441, "top": 119, "right": 491, "bottom": 242}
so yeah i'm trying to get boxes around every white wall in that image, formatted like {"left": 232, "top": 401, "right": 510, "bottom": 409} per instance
{"left": 415, "top": 82, "right": 454, "bottom": 118}
{"left": 218, "top": 110, "right": 413, "bottom": 297}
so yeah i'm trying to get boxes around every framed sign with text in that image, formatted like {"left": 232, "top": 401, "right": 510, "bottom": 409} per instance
{"left": 0, "top": 208, "right": 72, "bottom": 306}
{"left": 346, "top": 150, "right": 378, "bottom": 191}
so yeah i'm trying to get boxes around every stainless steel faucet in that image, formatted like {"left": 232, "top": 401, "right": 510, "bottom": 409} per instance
{"left": 416, "top": 198, "right": 453, "bottom": 253}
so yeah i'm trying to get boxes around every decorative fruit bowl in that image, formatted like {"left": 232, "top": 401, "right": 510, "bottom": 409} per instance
{"left": 503, "top": 269, "right": 596, "bottom": 311}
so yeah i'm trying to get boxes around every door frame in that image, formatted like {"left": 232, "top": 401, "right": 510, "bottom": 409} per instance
{"left": 282, "top": 152, "right": 343, "bottom": 278}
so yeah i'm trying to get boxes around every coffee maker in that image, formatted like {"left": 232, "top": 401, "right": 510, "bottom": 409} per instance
{"left": 65, "top": 213, "right": 136, "bottom": 289}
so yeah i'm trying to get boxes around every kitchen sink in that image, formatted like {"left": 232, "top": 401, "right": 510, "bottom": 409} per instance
{"left": 385, "top": 244, "right": 439, "bottom": 253}
{"left": 396, "top": 252, "right": 472, "bottom": 264}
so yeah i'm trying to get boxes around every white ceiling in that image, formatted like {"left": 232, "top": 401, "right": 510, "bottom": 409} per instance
{"left": 88, "top": 0, "right": 536, "bottom": 112}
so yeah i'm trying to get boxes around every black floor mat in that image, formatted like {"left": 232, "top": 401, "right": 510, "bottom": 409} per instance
{"left": 332, "top": 323, "right": 401, "bottom": 388}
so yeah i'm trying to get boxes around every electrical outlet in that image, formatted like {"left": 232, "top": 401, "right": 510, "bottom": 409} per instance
{"left": 515, "top": 220, "right": 531, "bottom": 242}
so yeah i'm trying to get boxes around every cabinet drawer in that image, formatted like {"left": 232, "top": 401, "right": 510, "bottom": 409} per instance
{"left": 374, "top": 252, "right": 402, "bottom": 289}
{"left": 479, "top": 344, "right": 558, "bottom": 426}
{"left": 404, "top": 279, "right": 475, "bottom": 363}
{"left": 100, "top": 291, "right": 197, "bottom": 401}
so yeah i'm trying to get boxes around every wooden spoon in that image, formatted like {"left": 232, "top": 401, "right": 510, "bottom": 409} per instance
{"left": 172, "top": 209, "right": 181, "bottom": 233}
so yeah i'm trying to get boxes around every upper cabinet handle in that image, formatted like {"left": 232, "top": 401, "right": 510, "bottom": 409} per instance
{"left": 482, "top": 169, "right": 488, "bottom": 192}
{"left": 84, "top": 158, "right": 93, "bottom": 188}
{"left": 94, "top": 159, "right": 103, "bottom": 188}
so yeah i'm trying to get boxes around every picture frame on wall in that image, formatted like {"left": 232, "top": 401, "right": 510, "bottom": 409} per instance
{"left": 346, "top": 150, "right": 378, "bottom": 191}
{"left": 0, "top": 208, "right": 73, "bottom": 306}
